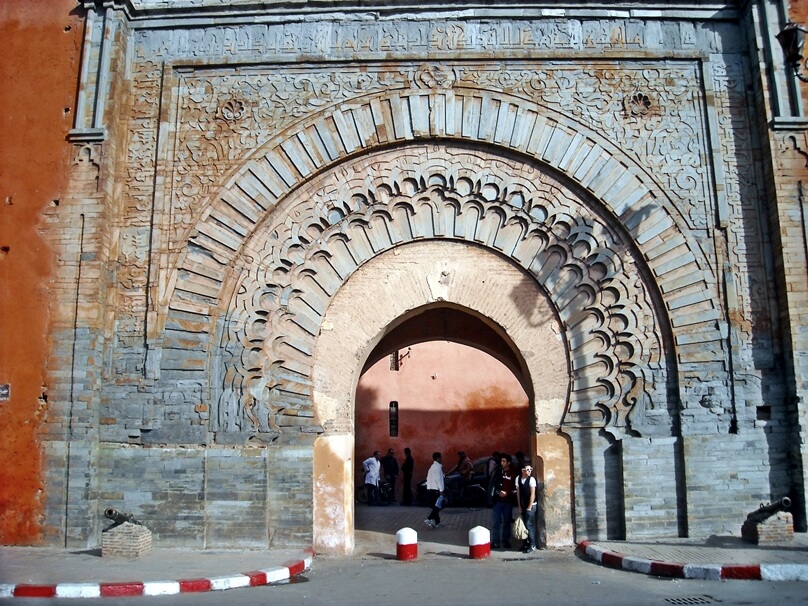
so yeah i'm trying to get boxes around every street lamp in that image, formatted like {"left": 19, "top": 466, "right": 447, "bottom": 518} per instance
{"left": 777, "top": 21, "right": 808, "bottom": 82}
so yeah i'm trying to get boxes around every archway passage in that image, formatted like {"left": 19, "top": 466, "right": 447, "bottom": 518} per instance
{"left": 312, "top": 241, "right": 572, "bottom": 554}
{"left": 356, "top": 336, "right": 531, "bottom": 503}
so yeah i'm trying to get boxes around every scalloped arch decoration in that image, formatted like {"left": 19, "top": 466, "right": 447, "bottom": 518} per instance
{"left": 207, "top": 145, "right": 670, "bottom": 437}
{"left": 171, "top": 88, "right": 712, "bottom": 302}
{"left": 161, "top": 88, "right": 724, "bottom": 438}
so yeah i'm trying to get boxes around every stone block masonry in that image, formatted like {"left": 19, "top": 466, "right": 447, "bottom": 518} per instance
{"left": 622, "top": 437, "right": 685, "bottom": 539}
{"left": 96, "top": 443, "right": 314, "bottom": 549}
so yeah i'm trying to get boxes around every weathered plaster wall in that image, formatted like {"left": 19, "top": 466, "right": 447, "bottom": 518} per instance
{"left": 0, "top": 0, "right": 82, "bottom": 544}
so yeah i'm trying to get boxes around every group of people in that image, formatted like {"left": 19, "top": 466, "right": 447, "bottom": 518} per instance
{"left": 361, "top": 447, "right": 415, "bottom": 506}
{"left": 362, "top": 447, "right": 542, "bottom": 552}
{"left": 487, "top": 451, "right": 540, "bottom": 553}
{"left": 424, "top": 449, "right": 541, "bottom": 553}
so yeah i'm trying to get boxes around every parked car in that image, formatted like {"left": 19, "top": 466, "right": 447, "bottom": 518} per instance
{"left": 416, "top": 456, "right": 491, "bottom": 508}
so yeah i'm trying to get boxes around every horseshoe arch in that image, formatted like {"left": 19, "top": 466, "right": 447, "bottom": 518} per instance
{"left": 159, "top": 87, "right": 721, "bottom": 553}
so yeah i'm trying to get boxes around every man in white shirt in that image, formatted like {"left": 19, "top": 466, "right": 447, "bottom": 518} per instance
{"left": 362, "top": 450, "right": 382, "bottom": 506}
{"left": 424, "top": 452, "right": 444, "bottom": 528}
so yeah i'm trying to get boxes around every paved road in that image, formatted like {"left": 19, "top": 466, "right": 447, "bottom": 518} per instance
{"left": 7, "top": 547, "right": 805, "bottom": 606}
{"left": 4, "top": 505, "right": 806, "bottom": 605}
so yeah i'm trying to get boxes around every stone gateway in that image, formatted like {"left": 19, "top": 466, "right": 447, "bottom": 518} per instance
{"left": 35, "top": 0, "right": 808, "bottom": 554}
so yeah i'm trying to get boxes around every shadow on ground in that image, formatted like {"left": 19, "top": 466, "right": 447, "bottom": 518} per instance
{"left": 355, "top": 503, "right": 497, "bottom": 556}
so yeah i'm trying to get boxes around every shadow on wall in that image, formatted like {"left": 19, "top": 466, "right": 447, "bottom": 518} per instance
{"left": 354, "top": 341, "right": 531, "bottom": 486}
{"left": 354, "top": 405, "right": 530, "bottom": 484}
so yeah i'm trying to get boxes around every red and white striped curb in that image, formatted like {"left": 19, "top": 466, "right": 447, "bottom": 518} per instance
{"left": 577, "top": 540, "right": 808, "bottom": 582}
{"left": 0, "top": 551, "right": 313, "bottom": 599}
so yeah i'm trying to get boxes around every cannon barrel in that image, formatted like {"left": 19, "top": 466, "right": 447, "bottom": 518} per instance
{"left": 745, "top": 497, "right": 791, "bottom": 523}
{"left": 104, "top": 508, "right": 140, "bottom": 527}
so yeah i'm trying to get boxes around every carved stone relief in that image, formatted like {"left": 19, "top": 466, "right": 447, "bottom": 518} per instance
{"left": 148, "top": 62, "right": 731, "bottom": 441}
{"left": 712, "top": 57, "right": 779, "bottom": 419}
{"left": 134, "top": 19, "right": 731, "bottom": 63}
{"left": 71, "top": 144, "right": 101, "bottom": 192}
{"left": 100, "top": 44, "right": 739, "bottom": 442}
{"left": 113, "top": 60, "right": 163, "bottom": 361}
{"left": 169, "top": 61, "right": 712, "bottom": 260}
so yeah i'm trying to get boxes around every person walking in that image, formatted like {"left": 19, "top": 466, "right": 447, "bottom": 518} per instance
{"left": 424, "top": 452, "right": 444, "bottom": 528}
{"left": 447, "top": 450, "right": 472, "bottom": 496}
{"left": 490, "top": 453, "right": 516, "bottom": 548}
{"left": 362, "top": 450, "right": 382, "bottom": 506}
{"left": 516, "top": 463, "right": 538, "bottom": 553}
{"left": 401, "top": 447, "right": 414, "bottom": 506}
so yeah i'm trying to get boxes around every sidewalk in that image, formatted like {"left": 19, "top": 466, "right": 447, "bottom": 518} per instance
{"left": 578, "top": 533, "right": 808, "bottom": 581}
{"left": 2, "top": 511, "right": 808, "bottom": 600}
{"left": 0, "top": 546, "right": 313, "bottom": 599}
{"left": 357, "top": 504, "right": 808, "bottom": 581}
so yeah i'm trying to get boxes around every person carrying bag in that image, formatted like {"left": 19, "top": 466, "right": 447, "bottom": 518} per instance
{"left": 511, "top": 513, "right": 528, "bottom": 540}
{"left": 515, "top": 464, "right": 538, "bottom": 553}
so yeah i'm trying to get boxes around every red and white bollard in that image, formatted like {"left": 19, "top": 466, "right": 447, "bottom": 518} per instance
{"left": 469, "top": 526, "right": 491, "bottom": 559}
{"left": 396, "top": 527, "right": 418, "bottom": 561}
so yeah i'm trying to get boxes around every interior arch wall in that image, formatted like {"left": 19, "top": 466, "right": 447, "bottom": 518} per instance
{"left": 362, "top": 306, "right": 531, "bottom": 388}
{"left": 311, "top": 241, "right": 569, "bottom": 554}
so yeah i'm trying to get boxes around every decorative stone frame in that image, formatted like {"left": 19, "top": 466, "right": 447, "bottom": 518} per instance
{"left": 212, "top": 143, "right": 669, "bottom": 437}
{"left": 161, "top": 85, "right": 721, "bottom": 430}
{"left": 153, "top": 87, "right": 722, "bottom": 551}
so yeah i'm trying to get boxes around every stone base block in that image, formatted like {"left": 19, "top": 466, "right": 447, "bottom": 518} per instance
{"left": 102, "top": 522, "right": 153, "bottom": 558}
{"left": 741, "top": 512, "right": 794, "bottom": 545}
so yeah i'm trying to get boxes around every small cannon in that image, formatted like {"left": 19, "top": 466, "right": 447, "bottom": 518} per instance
{"left": 101, "top": 507, "right": 152, "bottom": 557}
{"left": 745, "top": 497, "right": 791, "bottom": 525}
{"left": 103, "top": 507, "right": 142, "bottom": 531}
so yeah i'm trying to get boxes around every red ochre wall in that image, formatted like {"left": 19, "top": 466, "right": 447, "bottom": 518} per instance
{"left": 355, "top": 341, "right": 530, "bottom": 490}
{"left": 0, "top": 0, "right": 82, "bottom": 544}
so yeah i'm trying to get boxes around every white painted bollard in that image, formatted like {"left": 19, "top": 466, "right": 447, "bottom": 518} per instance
{"left": 396, "top": 527, "right": 418, "bottom": 561}
{"left": 469, "top": 526, "right": 491, "bottom": 559}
